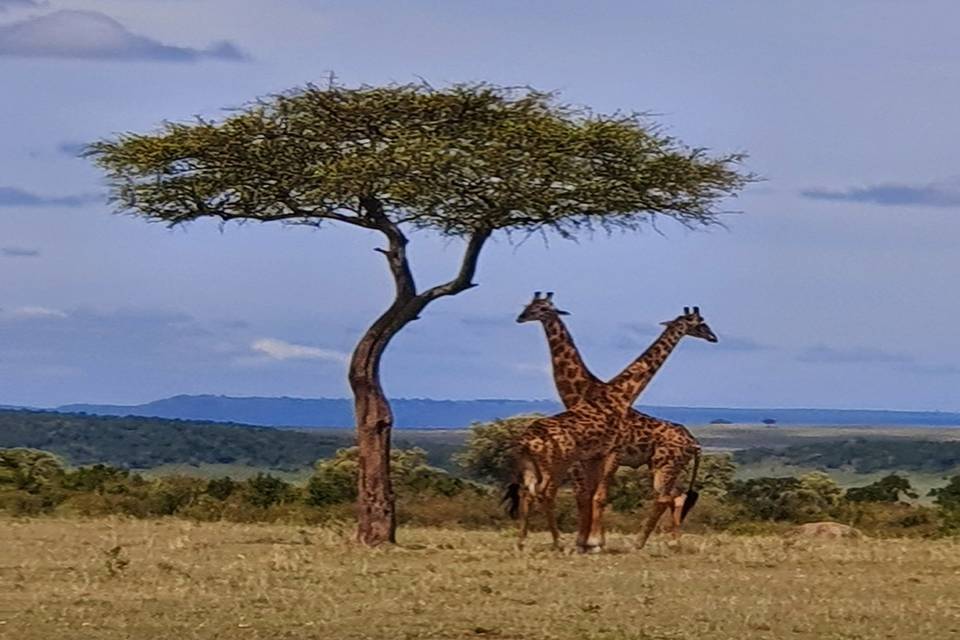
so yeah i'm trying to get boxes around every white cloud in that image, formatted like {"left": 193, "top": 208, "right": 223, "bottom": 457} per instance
{"left": 3, "top": 306, "right": 68, "bottom": 319}
{"left": 511, "top": 362, "right": 551, "bottom": 376}
{"left": 0, "top": 10, "right": 248, "bottom": 61}
{"left": 251, "top": 338, "right": 348, "bottom": 363}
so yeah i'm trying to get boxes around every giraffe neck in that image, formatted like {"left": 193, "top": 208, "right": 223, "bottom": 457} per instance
{"left": 540, "top": 314, "right": 600, "bottom": 408}
{"left": 605, "top": 322, "right": 687, "bottom": 412}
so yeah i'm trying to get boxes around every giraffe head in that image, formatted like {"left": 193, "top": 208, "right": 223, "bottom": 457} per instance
{"left": 661, "top": 306, "right": 718, "bottom": 342}
{"left": 516, "top": 291, "right": 570, "bottom": 323}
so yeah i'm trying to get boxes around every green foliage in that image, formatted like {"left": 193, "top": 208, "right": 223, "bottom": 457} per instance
{"left": 2, "top": 444, "right": 955, "bottom": 537}
{"left": 727, "top": 472, "right": 843, "bottom": 522}
{"left": 60, "top": 464, "right": 141, "bottom": 494}
{"left": 455, "top": 415, "right": 540, "bottom": 483}
{"left": 0, "top": 448, "right": 65, "bottom": 492}
{"left": 243, "top": 473, "right": 296, "bottom": 508}
{"left": 88, "top": 82, "right": 750, "bottom": 237}
{"left": 734, "top": 438, "right": 960, "bottom": 473}
{"left": 607, "top": 466, "right": 653, "bottom": 513}
{"left": 206, "top": 476, "right": 237, "bottom": 501}
{"left": 698, "top": 454, "right": 737, "bottom": 496}
{"left": 308, "top": 446, "right": 483, "bottom": 508}
{"left": 0, "top": 409, "right": 352, "bottom": 470}
{"left": 846, "top": 474, "right": 918, "bottom": 503}
{"left": 306, "top": 450, "right": 358, "bottom": 507}
{"left": 147, "top": 476, "right": 207, "bottom": 515}
{"left": 928, "top": 475, "right": 960, "bottom": 512}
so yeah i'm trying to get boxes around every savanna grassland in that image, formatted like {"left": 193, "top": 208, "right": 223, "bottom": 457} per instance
{"left": 2, "top": 517, "right": 959, "bottom": 640}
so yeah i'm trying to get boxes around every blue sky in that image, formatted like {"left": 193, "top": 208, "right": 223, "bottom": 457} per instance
{"left": 2, "top": 0, "right": 959, "bottom": 410}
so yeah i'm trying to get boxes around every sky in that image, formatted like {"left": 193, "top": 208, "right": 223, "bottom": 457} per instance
{"left": 1, "top": 0, "right": 960, "bottom": 411}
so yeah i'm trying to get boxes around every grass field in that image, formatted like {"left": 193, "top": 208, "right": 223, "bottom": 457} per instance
{"left": 2, "top": 518, "right": 959, "bottom": 639}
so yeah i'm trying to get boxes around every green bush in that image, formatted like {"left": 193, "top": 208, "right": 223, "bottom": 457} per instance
{"left": 206, "top": 476, "right": 236, "bottom": 501}
{"left": 306, "top": 450, "right": 358, "bottom": 507}
{"left": 147, "top": 476, "right": 207, "bottom": 515}
{"left": 454, "top": 415, "right": 540, "bottom": 483}
{"left": 60, "top": 464, "right": 143, "bottom": 495}
{"left": 242, "top": 473, "right": 296, "bottom": 508}
{"left": 306, "top": 446, "right": 482, "bottom": 507}
{"left": 726, "top": 472, "right": 842, "bottom": 522}
{"left": 929, "top": 475, "right": 960, "bottom": 511}
{"left": 0, "top": 449, "right": 65, "bottom": 492}
{"left": 846, "top": 474, "right": 918, "bottom": 503}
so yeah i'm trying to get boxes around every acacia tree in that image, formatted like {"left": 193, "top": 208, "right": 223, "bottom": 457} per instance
{"left": 89, "top": 82, "right": 750, "bottom": 545}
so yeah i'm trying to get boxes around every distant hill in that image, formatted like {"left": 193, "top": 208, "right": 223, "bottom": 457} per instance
{"left": 56, "top": 394, "right": 960, "bottom": 428}
{"left": 59, "top": 395, "right": 561, "bottom": 429}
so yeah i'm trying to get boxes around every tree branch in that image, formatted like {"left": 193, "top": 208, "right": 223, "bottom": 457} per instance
{"left": 418, "top": 228, "right": 491, "bottom": 303}
{"left": 363, "top": 197, "right": 417, "bottom": 302}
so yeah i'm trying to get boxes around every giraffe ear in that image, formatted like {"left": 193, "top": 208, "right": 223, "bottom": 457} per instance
{"left": 556, "top": 309, "right": 570, "bottom": 316}
{"left": 660, "top": 321, "right": 672, "bottom": 327}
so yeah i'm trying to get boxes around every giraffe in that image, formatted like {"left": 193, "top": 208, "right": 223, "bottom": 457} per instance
{"left": 507, "top": 292, "right": 714, "bottom": 552}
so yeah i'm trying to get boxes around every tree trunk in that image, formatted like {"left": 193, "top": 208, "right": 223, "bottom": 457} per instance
{"left": 352, "top": 382, "right": 396, "bottom": 545}
{"left": 349, "top": 311, "right": 405, "bottom": 546}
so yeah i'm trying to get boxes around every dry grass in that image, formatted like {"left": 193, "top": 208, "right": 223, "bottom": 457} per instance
{"left": 2, "top": 518, "right": 959, "bottom": 639}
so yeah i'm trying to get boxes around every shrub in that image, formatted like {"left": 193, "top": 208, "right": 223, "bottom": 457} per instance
{"left": 307, "top": 446, "right": 479, "bottom": 507}
{"left": 0, "top": 448, "right": 65, "bottom": 492}
{"left": 242, "top": 473, "right": 296, "bottom": 508}
{"left": 146, "top": 476, "right": 206, "bottom": 515}
{"left": 608, "top": 466, "right": 653, "bottom": 513}
{"left": 846, "top": 474, "right": 918, "bottom": 503}
{"left": 0, "top": 490, "right": 57, "bottom": 516}
{"left": 726, "top": 472, "right": 843, "bottom": 522}
{"left": 306, "top": 450, "right": 358, "bottom": 507}
{"left": 837, "top": 501, "right": 940, "bottom": 537}
{"left": 929, "top": 475, "right": 960, "bottom": 511}
{"left": 61, "top": 464, "right": 142, "bottom": 495}
{"left": 206, "top": 476, "right": 236, "bottom": 501}
{"left": 454, "top": 415, "right": 541, "bottom": 483}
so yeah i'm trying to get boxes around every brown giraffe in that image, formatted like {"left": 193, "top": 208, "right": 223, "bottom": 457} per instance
{"left": 506, "top": 292, "right": 714, "bottom": 552}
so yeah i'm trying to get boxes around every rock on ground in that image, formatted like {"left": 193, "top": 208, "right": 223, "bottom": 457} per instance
{"left": 788, "top": 521, "right": 865, "bottom": 539}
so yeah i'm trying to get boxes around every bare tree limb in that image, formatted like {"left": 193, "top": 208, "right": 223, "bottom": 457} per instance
{"left": 418, "top": 228, "right": 491, "bottom": 303}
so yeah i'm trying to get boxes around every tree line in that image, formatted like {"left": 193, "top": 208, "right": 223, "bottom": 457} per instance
{"left": 734, "top": 438, "right": 960, "bottom": 473}
{"left": 4, "top": 416, "right": 960, "bottom": 537}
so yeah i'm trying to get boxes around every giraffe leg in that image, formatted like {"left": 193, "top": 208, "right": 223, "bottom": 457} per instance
{"left": 572, "top": 460, "right": 601, "bottom": 553}
{"left": 668, "top": 494, "right": 686, "bottom": 544}
{"left": 585, "top": 452, "right": 620, "bottom": 552}
{"left": 515, "top": 460, "right": 541, "bottom": 550}
{"left": 637, "top": 499, "right": 671, "bottom": 549}
{"left": 516, "top": 485, "right": 532, "bottom": 550}
{"left": 542, "top": 483, "right": 562, "bottom": 550}
{"left": 637, "top": 464, "right": 682, "bottom": 549}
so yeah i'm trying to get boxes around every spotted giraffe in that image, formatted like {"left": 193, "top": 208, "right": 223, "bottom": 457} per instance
{"left": 505, "top": 292, "right": 715, "bottom": 552}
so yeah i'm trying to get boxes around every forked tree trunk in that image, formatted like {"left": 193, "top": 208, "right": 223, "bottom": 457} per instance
{"left": 349, "top": 209, "right": 489, "bottom": 546}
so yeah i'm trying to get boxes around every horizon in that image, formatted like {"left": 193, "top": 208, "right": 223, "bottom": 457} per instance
{"left": 2, "top": 2, "right": 960, "bottom": 411}
{"left": 44, "top": 393, "right": 960, "bottom": 416}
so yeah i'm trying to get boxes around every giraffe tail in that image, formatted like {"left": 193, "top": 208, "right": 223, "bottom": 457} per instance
{"left": 502, "top": 455, "right": 539, "bottom": 519}
{"left": 680, "top": 449, "right": 701, "bottom": 522}
{"left": 502, "top": 482, "right": 522, "bottom": 519}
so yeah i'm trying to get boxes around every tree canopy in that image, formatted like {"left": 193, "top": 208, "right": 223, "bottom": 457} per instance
{"left": 88, "top": 82, "right": 749, "bottom": 237}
